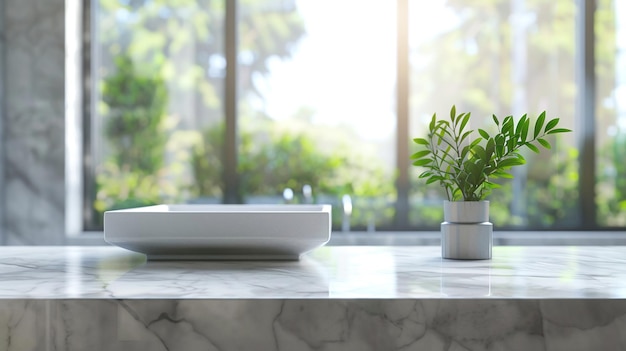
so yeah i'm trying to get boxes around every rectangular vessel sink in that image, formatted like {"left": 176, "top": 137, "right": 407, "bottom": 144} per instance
{"left": 104, "top": 204, "right": 332, "bottom": 260}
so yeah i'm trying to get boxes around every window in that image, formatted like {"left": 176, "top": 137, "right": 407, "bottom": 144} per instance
{"left": 84, "top": 0, "right": 626, "bottom": 232}
{"left": 408, "top": 0, "right": 578, "bottom": 229}
{"left": 596, "top": 0, "right": 626, "bottom": 226}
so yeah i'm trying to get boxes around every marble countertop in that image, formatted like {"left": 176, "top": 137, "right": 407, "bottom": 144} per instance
{"left": 1, "top": 245, "right": 625, "bottom": 299}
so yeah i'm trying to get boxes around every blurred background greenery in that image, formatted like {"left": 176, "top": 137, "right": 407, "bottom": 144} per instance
{"left": 90, "top": 0, "right": 625, "bottom": 230}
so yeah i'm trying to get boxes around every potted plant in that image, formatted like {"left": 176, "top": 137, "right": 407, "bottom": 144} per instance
{"left": 411, "top": 106, "right": 571, "bottom": 259}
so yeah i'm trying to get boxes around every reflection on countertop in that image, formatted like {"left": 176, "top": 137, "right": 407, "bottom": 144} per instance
{"left": 0, "top": 245, "right": 625, "bottom": 299}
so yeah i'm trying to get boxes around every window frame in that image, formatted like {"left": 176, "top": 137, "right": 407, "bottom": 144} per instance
{"left": 69, "top": 0, "right": 626, "bottom": 237}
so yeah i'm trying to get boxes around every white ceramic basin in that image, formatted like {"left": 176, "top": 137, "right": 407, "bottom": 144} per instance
{"left": 104, "top": 204, "right": 332, "bottom": 260}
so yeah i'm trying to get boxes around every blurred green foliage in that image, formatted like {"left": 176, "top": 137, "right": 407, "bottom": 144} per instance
{"left": 598, "top": 133, "right": 626, "bottom": 226}
{"left": 93, "top": 0, "right": 310, "bottom": 225}
{"left": 93, "top": 0, "right": 395, "bottom": 231}
{"left": 190, "top": 123, "right": 345, "bottom": 198}
{"left": 189, "top": 122, "right": 395, "bottom": 228}
{"left": 94, "top": 55, "right": 169, "bottom": 223}
{"left": 103, "top": 56, "right": 168, "bottom": 174}
{"left": 93, "top": 0, "right": 625, "bottom": 230}
{"left": 408, "top": 0, "right": 624, "bottom": 228}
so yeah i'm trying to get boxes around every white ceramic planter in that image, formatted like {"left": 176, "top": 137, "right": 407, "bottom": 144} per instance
{"left": 441, "top": 201, "right": 492, "bottom": 260}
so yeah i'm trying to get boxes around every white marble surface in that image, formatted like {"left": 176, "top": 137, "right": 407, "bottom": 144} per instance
{"left": 1, "top": 245, "right": 626, "bottom": 299}
{"left": 1, "top": 246, "right": 626, "bottom": 350}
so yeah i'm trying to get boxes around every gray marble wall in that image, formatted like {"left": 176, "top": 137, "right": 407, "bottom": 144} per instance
{"left": 0, "top": 0, "right": 66, "bottom": 245}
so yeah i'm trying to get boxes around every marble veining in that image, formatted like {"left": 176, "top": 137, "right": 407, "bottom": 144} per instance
{"left": 0, "top": 246, "right": 626, "bottom": 299}
{"left": 0, "top": 246, "right": 626, "bottom": 350}
{"left": 1, "top": 0, "right": 66, "bottom": 245}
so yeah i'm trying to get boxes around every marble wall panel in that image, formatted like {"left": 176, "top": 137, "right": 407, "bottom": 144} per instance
{"left": 1, "top": 0, "right": 66, "bottom": 245}
{"left": 0, "top": 300, "right": 47, "bottom": 350}
{"left": 0, "top": 0, "right": 5, "bottom": 245}
{"left": 0, "top": 299, "right": 625, "bottom": 351}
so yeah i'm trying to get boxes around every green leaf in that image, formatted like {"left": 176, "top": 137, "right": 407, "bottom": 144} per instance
{"left": 492, "top": 114, "right": 500, "bottom": 126}
{"left": 429, "top": 114, "right": 436, "bottom": 131}
{"left": 436, "top": 124, "right": 454, "bottom": 139}
{"left": 472, "top": 145, "right": 487, "bottom": 161}
{"left": 438, "top": 134, "right": 455, "bottom": 149}
{"left": 426, "top": 177, "right": 442, "bottom": 185}
{"left": 501, "top": 115, "right": 511, "bottom": 127}
{"left": 461, "top": 145, "right": 471, "bottom": 160}
{"left": 544, "top": 118, "right": 560, "bottom": 132}
{"left": 492, "top": 170, "right": 514, "bottom": 179}
{"left": 547, "top": 128, "right": 572, "bottom": 135}
{"left": 441, "top": 144, "right": 452, "bottom": 157}
{"left": 485, "top": 138, "right": 495, "bottom": 159}
{"left": 450, "top": 105, "right": 456, "bottom": 122}
{"left": 412, "top": 159, "right": 433, "bottom": 166}
{"left": 515, "top": 114, "right": 527, "bottom": 137}
{"left": 440, "top": 158, "right": 457, "bottom": 169}
{"left": 464, "top": 160, "right": 480, "bottom": 178}
{"left": 537, "top": 138, "right": 551, "bottom": 149}
{"left": 520, "top": 118, "right": 530, "bottom": 142}
{"left": 413, "top": 138, "right": 429, "bottom": 145}
{"left": 470, "top": 138, "right": 481, "bottom": 149}
{"left": 495, "top": 135, "right": 505, "bottom": 157}
{"left": 459, "top": 130, "right": 473, "bottom": 144}
{"left": 502, "top": 116, "right": 514, "bottom": 136}
{"left": 418, "top": 171, "right": 432, "bottom": 179}
{"left": 452, "top": 188, "right": 462, "bottom": 200}
{"left": 533, "top": 111, "right": 546, "bottom": 139}
{"left": 507, "top": 137, "right": 516, "bottom": 153}
{"left": 478, "top": 128, "right": 490, "bottom": 139}
{"left": 484, "top": 181, "right": 501, "bottom": 189}
{"left": 498, "top": 157, "right": 525, "bottom": 168}
{"left": 459, "top": 113, "right": 471, "bottom": 134}
{"left": 526, "top": 143, "right": 540, "bottom": 153}
{"left": 410, "top": 150, "right": 431, "bottom": 159}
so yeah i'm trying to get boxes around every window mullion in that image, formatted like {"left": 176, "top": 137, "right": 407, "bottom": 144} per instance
{"left": 395, "top": 0, "right": 409, "bottom": 229}
{"left": 82, "top": 0, "right": 95, "bottom": 230}
{"left": 576, "top": 0, "right": 597, "bottom": 229}
{"left": 224, "top": 0, "right": 239, "bottom": 204}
